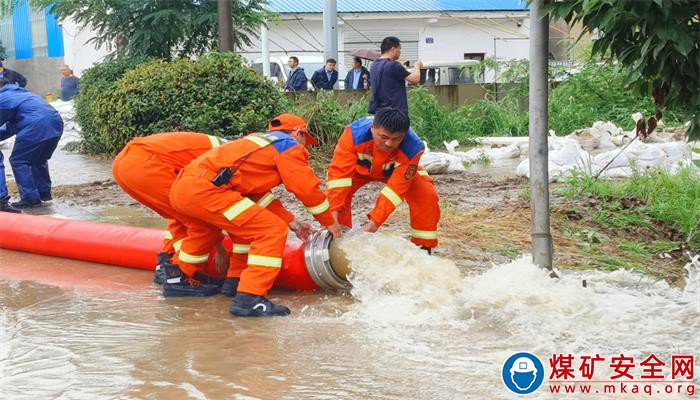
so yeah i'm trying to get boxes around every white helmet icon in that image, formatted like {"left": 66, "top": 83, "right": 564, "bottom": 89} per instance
{"left": 510, "top": 356, "right": 539, "bottom": 391}
{"left": 510, "top": 357, "right": 538, "bottom": 374}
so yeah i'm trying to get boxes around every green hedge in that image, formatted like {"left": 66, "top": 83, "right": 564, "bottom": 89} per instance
{"left": 80, "top": 52, "right": 284, "bottom": 154}
{"left": 75, "top": 56, "right": 152, "bottom": 153}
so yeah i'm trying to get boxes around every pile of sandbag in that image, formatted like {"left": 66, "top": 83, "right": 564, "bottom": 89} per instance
{"left": 515, "top": 135, "right": 591, "bottom": 180}
{"left": 50, "top": 100, "right": 82, "bottom": 145}
{"left": 419, "top": 140, "right": 522, "bottom": 175}
{"left": 515, "top": 117, "right": 696, "bottom": 180}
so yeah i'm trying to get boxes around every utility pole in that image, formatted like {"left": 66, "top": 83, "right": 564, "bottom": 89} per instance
{"left": 323, "top": 0, "right": 338, "bottom": 65}
{"left": 528, "top": 0, "right": 555, "bottom": 276}
{"left": 217, "top": 0, "right": 234, "bottom": 52}
{"left": 261, "top": 22, "right": 270, "bottom": 77}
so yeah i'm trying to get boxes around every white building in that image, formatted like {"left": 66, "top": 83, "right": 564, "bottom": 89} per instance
{"left": 239, "top": 0, "right": 536, "bottom": 82}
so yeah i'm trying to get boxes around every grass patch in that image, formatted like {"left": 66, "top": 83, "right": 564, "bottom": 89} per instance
{"left": 559, "top": 168, "right": 700, "bottom": 246}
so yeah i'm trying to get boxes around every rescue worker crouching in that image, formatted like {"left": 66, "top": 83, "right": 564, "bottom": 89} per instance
{"left": 326, "top": 107, "right": 440, "bottom": 252}
{"left": 0, "top": 80, "right": 63, "bottom": 211}
{"left": 112, "top": 132, "right": 231, "bottom": 285}
{"left": 166, "top": 114, "right": 342, "bottom": 317}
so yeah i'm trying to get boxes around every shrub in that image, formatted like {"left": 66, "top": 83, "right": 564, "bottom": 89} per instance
{"left": 408, "top": 87, "right": 477, "bottom": 146}
{"left": 75, "top": 56, "right": 152, "bottom": 153}
{"left": 88, "top": 52, "right": 284, "bottom": 154}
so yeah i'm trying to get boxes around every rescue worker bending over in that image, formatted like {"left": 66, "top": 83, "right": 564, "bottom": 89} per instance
{"left": 112, "top": 132, "right": 232, "bottom": 285}
{"left": 166, "top": 114, "right": 342, "bottom": 317}
{"left": 0, "top": 81, "right": 63, "bottom": 211}
{"left": 326, "top": 107, "right": 440, "bottom": 252}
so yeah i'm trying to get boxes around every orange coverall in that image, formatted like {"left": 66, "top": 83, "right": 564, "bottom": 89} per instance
{"left": 169, "top": 131, "right": 334, "bottom": 296}
{"left": 112, "top": 132, "right": 225, "bottom": 255}
{"left": 326, "top": 117, "right": 440, "bottom": 248}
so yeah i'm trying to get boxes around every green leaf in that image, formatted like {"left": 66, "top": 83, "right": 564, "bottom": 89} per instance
{"left": 673, "top": 33, "right": 694, "bottom": 57}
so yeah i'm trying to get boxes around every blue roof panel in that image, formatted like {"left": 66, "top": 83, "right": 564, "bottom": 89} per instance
{"left": 268, "top": 0, "right": 528, "bottom": 13}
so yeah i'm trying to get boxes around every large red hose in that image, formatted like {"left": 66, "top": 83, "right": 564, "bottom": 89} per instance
{"left": 0, "top": 213, "right": 318, "bottom": 291}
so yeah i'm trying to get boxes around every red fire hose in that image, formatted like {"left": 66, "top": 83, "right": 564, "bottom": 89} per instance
{"left": 0, "top": 213, "right": 319, "bottom": 291}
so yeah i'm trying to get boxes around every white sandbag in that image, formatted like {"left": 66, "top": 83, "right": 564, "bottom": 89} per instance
{"left": 659, "top": 141, "right": 691, "bottom": 162}
{"left": 485, "top": 144, "right": 520, "bottom": 160}
{"left": 420, "top": 151, "right": 466, "bottom": 174}
{"left": 569, "top": 128, "right": 600, "bottom": 151}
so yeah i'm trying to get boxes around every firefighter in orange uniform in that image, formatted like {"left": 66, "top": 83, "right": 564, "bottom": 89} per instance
{"left": 326, "top": 107, "right": 440, "bottom": 251}
{"left": 166, "top": 114, "right": 342, "bottom": 317}
{"left": 112, "top": 132, "right": 230, "bottom": 284}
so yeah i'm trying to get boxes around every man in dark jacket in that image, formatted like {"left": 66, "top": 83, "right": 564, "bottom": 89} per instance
{"left": 0, "top": 61, "right": 27, "bottom": 88}
{"left": 0, "top": 82, "right": 63, "bottom": 211}
{"left": 344, "top": 57, "right": 370, "bottom": 90}
{"left": 284, "top": 56, "right": 307, "bottom": 92}
{"left": 310, "top": 58, "right": 338, "bottom": 90}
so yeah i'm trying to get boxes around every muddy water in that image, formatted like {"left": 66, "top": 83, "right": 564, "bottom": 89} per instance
{"left": 1, "top": 233, "right": 699, "bottom": 399}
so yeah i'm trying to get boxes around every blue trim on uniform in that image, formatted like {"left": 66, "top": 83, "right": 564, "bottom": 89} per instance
{"left": 45, "top": 6, "right": 65, "bottom": 58}
{"left": 348, "top": 117, "right": 373, "bottom": 146}
{"left": 383, "top": 164, "right": 395, "bottom": 178}
{"left": 12, "top": 1, "right": 32, "bottom": 59}
{"left": 264, "top": 131, "right": 299, "bottom": 154}
{"left": 399, "top": 128, "right": 424, "bottom": 160}
{"left": 357, "top": 159, "right": 372, "bottom": 170}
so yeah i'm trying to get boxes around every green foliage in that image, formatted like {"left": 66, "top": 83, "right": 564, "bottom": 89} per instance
{"left": 560, "top": 168, "right": 700, "bottom": 246}
{"left": 454, "top": 60, "right": 684, "bottom": 137}
{"left": 35, "top": 0, "right": 272, "bottom": 59}
{"left": 288, "top": 91, "right": 369, "bottom": 166}
{"left": 542, "top": 0, "right": 700, "bottom": 140}
{"left": 408, "top": 87, "right": 477, "bottom": 146}
{"left": 458, "top": 99, "right": 529, "bottom": 137}
{"left": 75, "top": 56, "right": 152, "bottom": 153}
{"left": 84, "top": 52, "right": 284, "bottom": 154}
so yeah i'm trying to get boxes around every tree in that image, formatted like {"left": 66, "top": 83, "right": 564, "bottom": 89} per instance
{"left": 542, "top": 0, "right": 700, "bottom": 140}
{"left": 24, "top": 0, "right": 272, "bottom": 60}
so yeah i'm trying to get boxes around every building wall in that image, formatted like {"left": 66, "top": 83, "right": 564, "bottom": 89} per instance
{"left": 239, "top": 12, "right": 532, "bottom": 82}
{"left": 3, "top": 57, "right": 64, "bottom": 96}
{"left": 0, "top": 3, "right": 66, "bottom": 96}
{"left": 61, "top": 18, "right": 110, "bottom": 77}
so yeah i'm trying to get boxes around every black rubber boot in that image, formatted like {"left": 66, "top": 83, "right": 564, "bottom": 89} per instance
{"left": 161, "top": 262, "right": 220, "bottom": 297}
{"left": 0, "top": 196, "right": 21, "bottom": 213}
{"left": 11, "top": 198, "right": 42, "bottom": 209}
{"left": 220, "top": 278, "right": 240, "bottom": 297}
{"left": 230, "top": 293, "right": 290, "bottom": 317}
{"left": 40, "top": 191, "right": 52, "bottom": 201}
{"left": 153, "top": 252, "right": 173, "bottom": 284}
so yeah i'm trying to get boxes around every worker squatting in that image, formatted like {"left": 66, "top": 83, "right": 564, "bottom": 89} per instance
{"left": 112, "top": 108, "right": 440, "bottom": 317}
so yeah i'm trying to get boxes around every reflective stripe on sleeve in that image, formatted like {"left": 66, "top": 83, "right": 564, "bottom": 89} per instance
{"left": 257, "top": 192, "right": 275, "bottom": 208}
{"left": 306, "top": 199, "right": 330, "bottom": 215}
{"left": 380, "top": 186, "right": 402, "bottom": 207}
{"left": 327, "top": 178, "right": 353, "bottom": 189}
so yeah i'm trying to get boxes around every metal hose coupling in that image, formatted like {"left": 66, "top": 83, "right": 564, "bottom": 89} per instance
{"left": 303, "top": 229, "right": 352, "bottom": 291}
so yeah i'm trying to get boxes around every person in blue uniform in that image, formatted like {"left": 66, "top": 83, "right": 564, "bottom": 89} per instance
{"left": 0, "top": 81, "right": 63, "bottom": 211}
{"left": 310, "top": 59, "right": 338, "bottom": 90}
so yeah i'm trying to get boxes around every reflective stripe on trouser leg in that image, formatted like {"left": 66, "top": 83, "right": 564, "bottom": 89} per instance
{"left": 227, "top": 240, "right": 250, "bottom": 278}
{"left": 235, "top": 214, "right": 288, "bottom": 297}
{"left": 405, "top": 174, "right": 440, "bottom": 248}
{"left": 173, "top": 221, "right": 222, "bottom": 277}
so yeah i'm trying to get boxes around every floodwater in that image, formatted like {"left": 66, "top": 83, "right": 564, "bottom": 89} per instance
{"left": 1, "top": 233, "right": 698, "bottom": 399}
